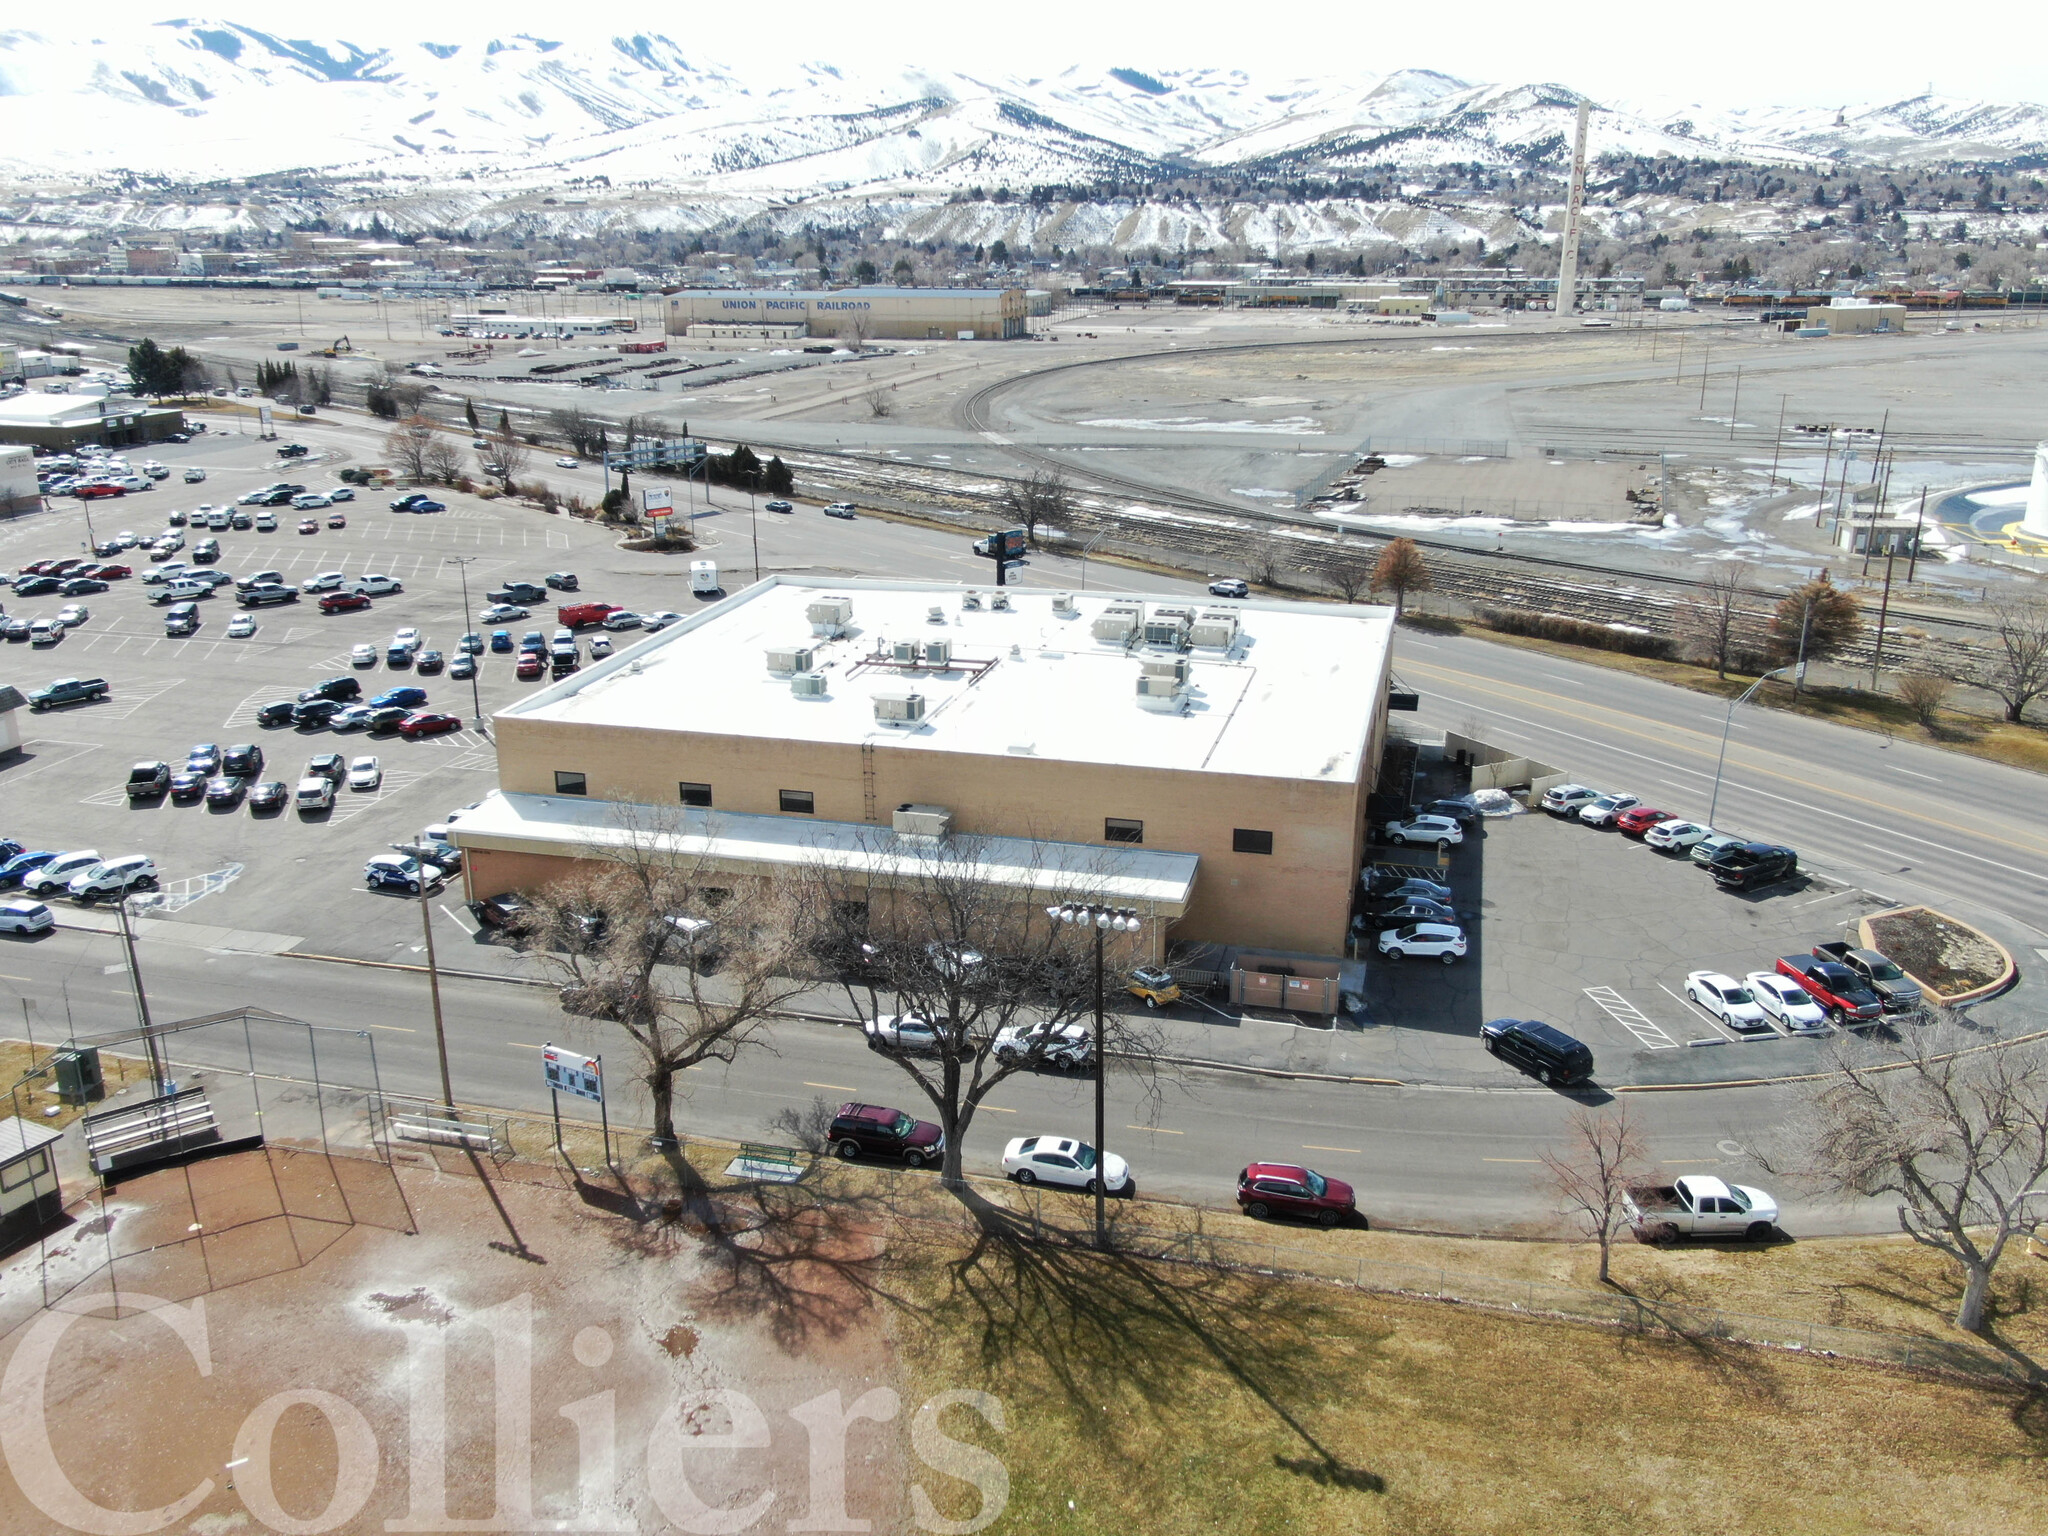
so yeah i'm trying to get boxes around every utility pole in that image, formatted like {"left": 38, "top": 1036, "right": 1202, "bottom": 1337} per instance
{"left": 443, "top": 556, "right": 486, "bottom": 728}
{"left": 1907, "top": 486, "right": 1928, "bottom": 582}
{"left": 393, "top": 844, "right": 455, "bottom": 1111}
{"left": 1728, "top": 365, "right": 1742, "bottom": 440}
{"left": 1872, "top": 548, "right": 1898, "bottom": 688}
{"left": 115, "top": 895, "right": 169, "bottom": 1094}
{"left": 1791, "top": 595, "right": 1816, "bottom": 702}
{"left": 1699, "top": 347, "right": 1710, "bottom": 411}
{"left": 1554, "top": 100, "right": 1591, "bottom": 322}
{"left": 1768, "top": 394, "right": 1787, "bottom": 489}
{"left": 1814, "top": 429, "right": 1834, "bottom": 528}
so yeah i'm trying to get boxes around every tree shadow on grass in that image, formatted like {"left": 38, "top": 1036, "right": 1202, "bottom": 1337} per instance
{"left": 910, "top": 1186, "right": 1386, "bottom": 1496}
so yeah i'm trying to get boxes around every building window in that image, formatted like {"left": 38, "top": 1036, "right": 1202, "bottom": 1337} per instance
{"left": 554, "top": 771, "right": 587, "bottom": 796}
{"left": 1, "top": 1150, "right": 48, "bottom": 1191}
{"left": 1232, "top": 828, "right": 1274, "bottom": 855}
{"left": 1105, "top": 818, "right": 1144, "bottom": 845}
{"left": 779, "top": 789, "right": 815, "bottom": 814}
{"left": 679, "top": 781, "right": 712, "bottom": 807}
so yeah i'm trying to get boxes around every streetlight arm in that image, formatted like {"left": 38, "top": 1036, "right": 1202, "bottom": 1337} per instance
{"left": 1707, "top": 666, "right": 1793, "bottom": 828}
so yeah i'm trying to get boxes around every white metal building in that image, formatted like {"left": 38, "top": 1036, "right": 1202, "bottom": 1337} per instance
{"left": 665, "top": 288, "right": 1026, "bottom": 341}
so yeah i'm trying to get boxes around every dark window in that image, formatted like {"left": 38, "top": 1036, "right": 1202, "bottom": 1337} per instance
{"left": 779, "top": 789, "right": 815, "bottom": 814}
{"left": 554, "top": 770, "right": 587, "bottom": 796}
{"left": 679, "top": 781, "right": 712, "bottom": 807}
{"left": 1104, "top": 817, "right": 1144, "bottom": 845}
{"left": 1232, "top": 828, "right": 1274, "bottom": 855}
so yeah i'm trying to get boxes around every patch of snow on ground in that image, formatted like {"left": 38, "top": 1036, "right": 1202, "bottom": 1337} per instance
{"left": 1967, "top": 486, "right": 2028, "bottom": 508}
{"left": 1376, "top": 454, "right": 1426, "bottom": 467}
{"left": 1231, "top": 489, "right": 1290, "bottom": 498}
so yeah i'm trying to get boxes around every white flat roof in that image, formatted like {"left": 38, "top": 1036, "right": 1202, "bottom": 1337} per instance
{"left": 451, "top": 792, "right": 1200, "bottom": 912}
{"left": 500, "top": 578, "right": 1394, "bottom": 784}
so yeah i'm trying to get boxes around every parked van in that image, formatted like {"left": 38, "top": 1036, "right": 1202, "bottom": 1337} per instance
{"left": 164, "top": 602, "right": 200, "bottom": 636}
{"left": 690, "top": 561, "right": 719, "bottom": 595}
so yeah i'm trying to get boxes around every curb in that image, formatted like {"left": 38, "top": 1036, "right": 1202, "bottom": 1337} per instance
{"left": 1856, "top": 905, "right": 2019, "bottom": 1007}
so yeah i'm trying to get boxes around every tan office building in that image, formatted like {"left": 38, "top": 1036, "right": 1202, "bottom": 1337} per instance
{"left": 663, "top": 287, "right": 1027, "bottom": 340}
{"left": 453, "top": 579, "right": 1397, "bottom": 960}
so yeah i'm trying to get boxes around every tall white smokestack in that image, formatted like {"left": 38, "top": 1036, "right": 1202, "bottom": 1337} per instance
{"left": 1555, "top": 100, "right": 1591, "bottom": 320}
{"left": 2024, "top": 441, "right": 2048, "bottom": 539}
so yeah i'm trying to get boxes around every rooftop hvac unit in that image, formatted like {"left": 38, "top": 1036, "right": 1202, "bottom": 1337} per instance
{"left": 927, "top": 605, "right": 946, "bottom": 624}
{"left": 873, "top": 691, "right": 926, "bottom": 726}
{"left": 922, "top": 638, "right": 952, "bottom": 667}
{"left": 1052, "top": 592, "right": 1077, "bottom": 614}
{"left": 764, "top": 644, "right": 815, "bottom": 674}
{"left": 1141, "top": 656, "right": 1191, "bottom": 684}
{"left": 892, "top": 803, "right": 953, "bottom": 839}
{"left": 790, "top": 672, "right": 828, "bottom": 698}
{"left": 962, "top": 590, "right": 983, "bottom": 610}
{"left": 1143, "top": 606, "right": 1194, "bottom": 647}
{"left": 1092, "top": 604, "right": 1142, "bottom": 643}
{"left": 892, "top": 637, "right": 921, "bottom": 664}
{"left": 990, "top": 590, "right": 1011, "bottom": 611}
{"left": 1189, "top": 610, "right": 1240, "bottom": 649}
{"left": 807, "top": 595, "right": 853, "bottom": 636}
{"left": 1136, "top": 674, "right": 1188, "bottom": 708}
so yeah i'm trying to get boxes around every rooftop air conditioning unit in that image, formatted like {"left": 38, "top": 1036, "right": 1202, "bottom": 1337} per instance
{"left": 765, "top": 644, "right": 815, "bottom": 674}
{"left": 1092, "top": 604, "right": 1142, "bottom": 643}
{"left": 1136, "top": 674, "right": 1187, "bottom": 709}
{"left": 923, "top": 637, "right": 952, "bottom": 667}
{"left": 892, "top": 637, "right": 922, "bottom": 664}
{"left": 962, "top": 590, "right": 983, "bottom": 610}
{"left": 927, "top": 605, "right": 946, "bottom": 625}
{"left": 873, "top": 691, "right": 926, "bottom": 725}
{"left": 990, "top": 590, "right": 1011, "bottom": 611}
{"left": 1141, "top": 656, "right": 1191, "bottom": 684}
{"left": 1051, "top": 592, "right": 1077, "bottom": 615}
{"left": 1143, "top": 606, "right": 1193, "bottom": 647}
{"left": 790, "top": 672, "right": 828, "bottom": 698}
{"left": 1189, "top": 610, "right": 1240, "bottom": 649}
{"left": 892, "top": 803, "right": 953, "bottom": 839}
{"left": 807, "top": 595, "right": 853, "bottom": 637}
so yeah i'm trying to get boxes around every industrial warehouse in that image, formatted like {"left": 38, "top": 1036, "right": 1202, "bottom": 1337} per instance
{"left": 664, "top": 286, "right": 1028, "bottom": 340}
{"left": 451, "top": 579, "right": 1397, "bottom": 961}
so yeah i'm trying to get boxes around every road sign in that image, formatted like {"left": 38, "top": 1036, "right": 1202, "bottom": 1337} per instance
{"left": 542, "top": 1043, "right": 603, "bottom": 1103}
{"left": 642, "top": 487, "right": 673, "bottom": 517}
{"left": 604, "top": 438, "right": 704, "bottom": 473}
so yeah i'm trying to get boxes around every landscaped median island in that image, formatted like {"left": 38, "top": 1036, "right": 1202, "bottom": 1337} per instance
{"left": 1860, "top": 905, "right": 2016, "bottom": 1003}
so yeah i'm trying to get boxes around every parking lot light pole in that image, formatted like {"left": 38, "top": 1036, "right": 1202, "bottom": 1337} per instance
{"left": 1048, "top": 900, "right": 1142, "bottom": 1251}
{"left": 1707, "top": 666, "right": 1791, "bottom": 829}
{"left": 394, "top": 844, "right": 455, "bottom": 1112}
{"left": 442, "top": 556, "right": 486, "bottom": 729}
{"left": 115, "top": 894, "right": 170, "bottom": 1095}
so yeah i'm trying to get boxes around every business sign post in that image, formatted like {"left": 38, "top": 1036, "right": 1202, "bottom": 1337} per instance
{"left": 641, "top": 485, "right": 674, "bottom": 537}
{"left": 542, "top": 1042, "right": 611, "bottom": 1165}
{"left": 970, "top": 526, "right": 1029, "bottom": 586}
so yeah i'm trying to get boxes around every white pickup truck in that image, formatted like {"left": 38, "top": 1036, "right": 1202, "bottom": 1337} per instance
{"left": 1624, "top": 1175, "right": 1779, "bottom": 1243}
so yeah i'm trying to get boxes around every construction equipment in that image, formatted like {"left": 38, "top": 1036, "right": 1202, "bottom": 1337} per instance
{"left": 319, "top": 336, "right": 353, "bottom": 358}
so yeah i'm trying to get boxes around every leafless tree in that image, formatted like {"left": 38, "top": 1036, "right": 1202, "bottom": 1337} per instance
{"left": 1970, "top": 598, "right": 2048, "bottom": 724}
{"left": 1541, "top": 1104, "right": 1649, "bottom": 1284}
{"left": 1895, "top": 671, "right": 1953, "bottom": 732}
{"left": 485, "top": 422, "right": 531, "bottom": 490}
{"left": 800, "top": 832, "right": 1165, "bottom": 1193}
{"left": 1774, "top": 1017, "right": 2048, "bottom": 1334}
{"left": 1242, "top": 533, "right": 1287, "bottom": 589}
{"left": 421, "top": 436, "right": 465, "bottom": 485}
{"left": 515, "top": 806, "right": 816, "bottom": 1149}
{"left": 383, "top": 414, "right": 438, "bottom": 481}
{"left": 1682, "top": 565, "right": 1752, "bottom": 678}
{"left": 1000, "top": 468, "right": 1071, "bottom": 543}
{"left": 1370, "top": 537, "right": 1431, "bottom": 617}
{"left": 1323, "top": 547, "right": 1377, "bottom": 603}
{"left": 840, "top": 316, "right": 869, "bottom": 352}
{"left": 861, "top": 385, "right": 894, "bottom": 419}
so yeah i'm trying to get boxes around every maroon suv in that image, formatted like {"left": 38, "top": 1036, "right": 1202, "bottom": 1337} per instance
{"left": 1237, "top": 1162, "right": 1360, "bottom": 1228}
{"left": 829, "top": 1103, "right": 944, "bottom": 1168}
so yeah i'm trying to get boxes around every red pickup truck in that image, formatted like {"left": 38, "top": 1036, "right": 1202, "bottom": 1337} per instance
{"left": 1774, "top": 954, "right": 1882, "bottom": 1025}
{"left": 557, "top": 601, "right": 622, "bottom": 629}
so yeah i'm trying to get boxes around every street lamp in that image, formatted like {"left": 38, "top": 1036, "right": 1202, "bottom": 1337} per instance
{"left": 1706, "top": 666, "right": 1791, "bottom": 828}
{"left": 442, "top": 555, "right": 486, "bottom": 730}
{"left": 1078, "top": 528, "right": 1110, "bottom": 591}
{"left": 1046, "top": 900, "right": 1143, "bottom": 1250}
{"left": 114, "top": 892, "right": 170, "bottom": 1095}
{"left": 392, "top": 844, "right": 456, "bottom": 1112}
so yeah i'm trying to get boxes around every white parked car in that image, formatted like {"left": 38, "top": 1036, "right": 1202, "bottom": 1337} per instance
{"left": 55, "top": 604, "right": 89, "bottom": 627}
{"left": 1001, "top": 1135, "right": 1130, "bottom": 1194}
{"left": 292, "top": 492, "right": 332, "bottom": 510}
{"left": 23, "top": 850, "right": 100, "bottom": 896}
{"left": 182, "top": 467, "right": 207, "bottom": 483}
{"left": 1540, "top": 784, "right": 1598, "bottom": 817}
{"left": 1381, "top": 814, "right": 1463, "bottom": 849}
{"left": 1686, "top": 971, "right": 1770, "bottom": 1033}
{"left": 1746, "top": 971, "right": 1829, "bottom": 1033}
{"left": 1377, "top": 922, "right": 1468, "bottom": 962}
{"left": 67, "top": 855, "right": 159, "bottom": 901}
{"left": 330, "top": 705, "right": 376, "bottom": 731}
{"left": 643, "top": 610, "right": 683, "bottom": 631}
{"left": 480, "top": 603, "right": 528, "bottom": 623}
{"left": 112, "top": 530, "right": 139, "bottom": 548}
{"left": 255, "top": 511, "right": 278, "bottom": 531}
{"left": 601, "top": 610, "right": 643, "bottom": 631}
{"left": 864, "top": 1012, "right": 940, "bottom": 1054}
{"left": 554, "top": 456, "right": 579, "bottom": 468}
{"left": 226, "top": 614, "right": 257, "bottom": 638}
{"left": 392, "top": 627, "right": 421, "bottom": 649}
{"left": 295, "top": 777, "right": 334, "bottom": 812}
{"left": 1644, "top": 819, "right": 1712, "bottom": 852}
{"left": 589, "top": 636, "right": 614, "bottom": 658}
{"left": 302, "top": 571, "right": 347, "bottom": 593}
{"left": 350, "top": 643, "right": 379, "bottom": 667}
{"left": 1576, "top": 793, "right": 1641, "bottom": 828}
{"left": 0, "top": 899, "right": 55, "bottom": 935}
{"left": 992, "top": 1020, "right": 1095, "bottom": 1070}
{"left": 328, "top": 486, "right": 355, "bottom": 502}
{"left": 347, "top": 756, "right": 382, "bottom": 791}
{"left": 353, "top": 573, "right": 403, "bottom": 596}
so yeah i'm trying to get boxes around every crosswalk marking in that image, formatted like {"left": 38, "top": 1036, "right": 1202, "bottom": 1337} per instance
{"left": 1583, "top": 986, "right": 1679, "bottom": 1050}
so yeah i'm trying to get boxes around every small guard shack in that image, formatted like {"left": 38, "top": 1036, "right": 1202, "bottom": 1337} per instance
{"left": 0, "top": 1118, "right": 64, "bottom": 1242}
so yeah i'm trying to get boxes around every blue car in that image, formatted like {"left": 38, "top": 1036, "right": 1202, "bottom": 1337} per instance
{"left": 0, "top": 851, "right": 58, "bottom": 890}
{"left": 490, "top": 629, "right": 513, "bottom": 652}
{"left": 369, "top": 686, "right": 428, "bottom": 710}
{"left": 411, "top": 500, "right": 445, "bottom": 514}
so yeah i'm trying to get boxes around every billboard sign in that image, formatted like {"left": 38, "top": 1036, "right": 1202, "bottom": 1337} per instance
{"left": 995, "top": 527, "right": 1025, "bottom": 559}
{"left": 605, "top": 438, "right": 705, "bottom": 472}
{"left": 542, "top": 1043, "right": 603, "bottom": 1103}
{"left": 642, "top": 487, "right": 673, "bottom": 518}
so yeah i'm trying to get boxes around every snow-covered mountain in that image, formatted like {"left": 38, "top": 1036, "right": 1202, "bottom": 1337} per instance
{"left": 1, "top": 21, "right": 2042, "bottom": 191}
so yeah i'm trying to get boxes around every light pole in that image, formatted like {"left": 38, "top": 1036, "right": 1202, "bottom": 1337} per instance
{"left": 392, "top": 844, "right": 455, "bottom": 1112}
{"left": 442, "top": 555, "right": 486, "bottom": 729}
{"left": 1047, "top": 900, "right": 1142, "bottom": 1250}
{"left": 1078, "top": 528, "right": 1110, "bottom": 591}
{"left": 115, "top": 893, "right": 170, "bottom": 1095}
{"left": 1706, "top": 666, "right": 1791, "bottom": 828}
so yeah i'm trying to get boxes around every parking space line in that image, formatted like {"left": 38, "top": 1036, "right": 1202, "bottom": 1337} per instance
{"left": 1302, "top": 1144, "right": 1362, "bottom": 1154}
{"left": 804, "top": 1081, "right": 856, "bottom": 1092}
{"left": 1582, "top": 986, "right": 1679, "bottom": 1049}
{"left": 1661, "top": 981, "right": 1739, "bottom": 1041}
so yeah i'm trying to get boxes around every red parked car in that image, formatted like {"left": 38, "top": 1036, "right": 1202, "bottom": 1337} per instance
{"left": 76, "top": 483, "right": 125, "bottom": 500}
{"left": 93, "top": 564, "right": 132, "bottom": 580}
{"left": 1615, "top": 806, "right": 1673, "bottom": 838}
{"left": 319, "top": 591, "right": 372, "bottom": 614}
{"left": 515, "top": 653, "right": 544, "bottom": 679}
{"left": 1236, "top": 1162, "right": 1360, "bottom": 1229}
{"left": 397, "top": 711, "right": 461, "bottom": 738}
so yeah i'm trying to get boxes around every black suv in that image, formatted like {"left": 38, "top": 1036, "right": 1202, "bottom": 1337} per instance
{"left": 828, "top": 1103, "right": 944, "bottom": 1167}
{"left": 1709, "top": 842, "right": 1798, "bottom": 892}
{"left": 293, "top": 698, "right": 343, "bottom": 726}
{"left": 1480, "top": 1018, "right": 1593, "bottom": 1086}
{"left": 298, "top": 676, "right": 363, "bottom": 704}
{"left": 222, "top": 743, "right": 265, "bottom": 777}
{"left": 255, "top": 699, "right": 297, "bottom": 727}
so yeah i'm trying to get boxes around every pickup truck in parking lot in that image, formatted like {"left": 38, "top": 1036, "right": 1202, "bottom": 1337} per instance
{"left": 557, "top": 601, "right": 623, "bottom": 629}
{"left": 488, "top": 581, "right": 548, "bottom": 605}
{"left": 1707, "top": 841, "right": 1798, "bottom": 892}
{"left": 28, "top": 676, "right": 108, "bottom": 710}
{"left": 1625, "top": 1175, "right": 1779, "bottom": 1243}
{"left": 1811, "top": 942, "right": 1924, "bottom": 1013}
{"left": 1774, "top": 954, "right": 1882, "bottom": 1025}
